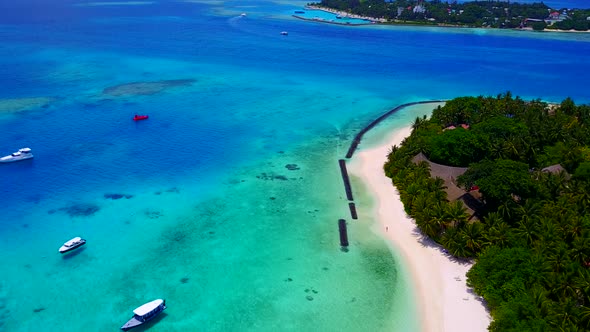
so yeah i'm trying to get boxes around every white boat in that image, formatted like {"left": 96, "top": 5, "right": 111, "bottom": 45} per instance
{"left": 59, "top": 237, "right": 86, "bottom": 253}
{"left": 0, "top": 148, "right": 33, "bottom": 163}
{"left": 280, "top": 31, "right": 288, "bottom": 35}
{"left": 121, "top": 299, "right": 166, "bottom": 331}
{"left": 240, "top": 13, "right": 246, "bottom": 16}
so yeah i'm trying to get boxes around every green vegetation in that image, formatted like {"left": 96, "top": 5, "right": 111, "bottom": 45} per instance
{"left": 311, "top": 0, "right": 590, "bottom": 31}
{"left": 384, "top": 93, "right": 590, "bottom": 330}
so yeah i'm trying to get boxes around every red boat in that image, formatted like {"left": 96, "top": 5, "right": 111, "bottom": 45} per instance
{"left": 133, "top": 115, "right": 149, "bottom": 121}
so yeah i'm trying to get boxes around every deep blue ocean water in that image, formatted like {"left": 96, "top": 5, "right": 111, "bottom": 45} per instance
{"left": 1, "top": 0, "right": 589, "bottom": 331}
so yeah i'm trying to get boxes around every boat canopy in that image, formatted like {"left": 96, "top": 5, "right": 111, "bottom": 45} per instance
{"left": 133, "top": 299, "right": 164, "bottom": 317}
{"left": 19, "top": 148, "right": 31, "bottom": 153}
{"left": 64, "top": 237, "right": 82, "bottom": 246}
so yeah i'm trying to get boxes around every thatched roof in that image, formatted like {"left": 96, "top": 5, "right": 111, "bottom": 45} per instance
{"left": 541, "top": 164, "right": 567, "bottom": 175}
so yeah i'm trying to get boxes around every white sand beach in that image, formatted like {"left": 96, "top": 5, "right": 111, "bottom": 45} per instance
{"left": 347, "top": 126, "right": 491, "bottom": 332}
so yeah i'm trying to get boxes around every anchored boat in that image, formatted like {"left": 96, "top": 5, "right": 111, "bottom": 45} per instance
{"left": 59, "top": 237, "right": 86, "bottom": 253}
{"left": 121, "top": 299, "right": 166, "bottom": 331}
{"left": 0, "top": 148, "right": 33, "bottom": 163}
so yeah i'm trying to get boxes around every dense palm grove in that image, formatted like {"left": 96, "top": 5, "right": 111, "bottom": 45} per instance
{"left": 384, "top": 93, "right": 590, "bottom": 331}
{"left": 314, "top": 0, "right": 590, "bottom": 30}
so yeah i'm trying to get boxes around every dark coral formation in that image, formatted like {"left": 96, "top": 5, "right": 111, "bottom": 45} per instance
{"left": 58, "top": 203, "right": 100, "bottom": 217}
{"left": 144, "top": 210, "right": 162, "bottom": 219}
{"left": 154, "top": 187, "right": 180, "bottom": 195}
{"left": 285, "top": 164, "right": 300, "bottom": 170}
{"left": 180, "top": 277, "right": 189, "bottom": 284}
{"left": 103, "top": 193, "right": 133, "bottom": 200}
{"left": 256, "top": 173, "right": 288, "bottom": 181}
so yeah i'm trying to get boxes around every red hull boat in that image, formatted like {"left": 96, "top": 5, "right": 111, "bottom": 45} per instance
{"left": 133, "top": 115, "right": 149, "bottom": 121}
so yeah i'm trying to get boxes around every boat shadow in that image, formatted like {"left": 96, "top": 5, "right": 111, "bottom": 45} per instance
{"left": 61, "top": 247, "right": 87, "bottom": 260}
{"left": 0, "top": 158, "right": 34, "bottom": 169}
{"left": 132, "top": 312, "right": 168, "bottom": 331}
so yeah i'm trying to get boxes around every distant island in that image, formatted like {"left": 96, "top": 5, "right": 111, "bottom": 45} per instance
{"left": 307, "top": 0, "right": 590, "bottom": 31}
{"left": 384, "top": 93, "right": 590, "bottom": 330}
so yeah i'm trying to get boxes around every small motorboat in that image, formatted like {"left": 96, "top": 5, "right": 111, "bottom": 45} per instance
{"left": 59, "top": 237, "right": 86, "bottom": 253}
{"left": 240, "top": 13, "right": 246, "bottom": 16}
{"left": 133, "top": 115, "right": 149, "bottom": 121}
{"left": 0, "top": 148, "right": 33, "bottom": 163}
{"left": 280, "top": 31, "right": 288, "bottom": 35}
{"left": 121, "top": 299, "right": 166, "bottom": 331}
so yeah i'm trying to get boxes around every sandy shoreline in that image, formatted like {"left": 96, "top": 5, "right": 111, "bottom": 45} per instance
{"left": 347, "top": 126, "right": 491, "bottom": 332}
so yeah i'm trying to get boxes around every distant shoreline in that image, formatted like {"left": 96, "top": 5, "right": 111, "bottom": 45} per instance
{"left": 304, "top": 5, "right": 590, "bottom": 34}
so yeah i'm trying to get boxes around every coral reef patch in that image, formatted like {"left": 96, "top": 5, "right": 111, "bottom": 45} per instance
{"left": 103, "top": 193, "right": 133, "bottom": 200}
{"left": 57, "top": 203, "right": 100, "bottom": 217}
{"left": 0, "top": 97, "right": 57, "bottom": 114}
{"left": 256, "top": 173, "right": 288, "bottom": 181}
{"left": 285, "top": 164, "right": 300, "bottom": 170}
{"left": 103, "top": 79, "right": 195, "bottom": 96}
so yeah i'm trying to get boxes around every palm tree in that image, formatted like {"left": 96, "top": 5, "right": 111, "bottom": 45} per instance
{"left": 416, "top": 216, "right": 440, "bottom": 239}
{"left": 484, "top": 220, "right": 511, "bottom": 248}
{"left": 445, "top": 201, "right": 468, "bottom": 228}
{"left": 432, "top": 202, "right": 449, "bottom": 230}
{"left": 482, "top": 211, "right": 503, "bottom": 227}
{"left": 461, "top": 223, "right": 483, "bottom": 255}
{"left": 498, "top": 200, "right": 517, "bottom": 223}
{"left": 414, "top": 160, "right": 431, "bottom": 178}
{"left": 551, "top": 298, "right": 579, "bottom": 329}
{"left": 410, "top": 192, "right": 431, "bottom": 216}
{"left": 429, "top": 176, "right": 447, "bottom": 192}
{"left": 529, "top": 286, "right": 551, "bottom": 317}
{"left": 441, "top": 227, "right": 470, "bottom": 258}
{"left": 404, "top": 182, "right": 424, "bottom": 208}
{"left": 516, "top": 199, "right": 541, "bottom": 223}
{"left": 412, "top": 115, "right": 428, "bottom": 131}
{"left": 546, "top": 245, "right": 570, "bottom": 274}
{"left": 574, "top": 269, "right": 590, "bottom": 305}
{"left": 538, "top": 216, "right": 560, "bottom": 245}
{"left": 515, "top": 216, "right": 539, "bottom": 246}
{"left": 579, "top": 305, "right": 590, "bottom": 330}
{"left": 565, "top": 217, "right": 584, "bottom": 243}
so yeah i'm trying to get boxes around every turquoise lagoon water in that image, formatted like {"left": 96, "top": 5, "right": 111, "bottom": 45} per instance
{"left": 291, "top": 9, "right": 374, "bottom": 25}
{"left": 1, "top": 0, "right": 590, "bottom": 331}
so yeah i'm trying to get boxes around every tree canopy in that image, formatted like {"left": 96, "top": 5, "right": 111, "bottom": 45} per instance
{"left": 384, "top": 93, "right": 590, "bottom": 330}
{"left": 312, "top": 0, "right": 590, "bottom": 31}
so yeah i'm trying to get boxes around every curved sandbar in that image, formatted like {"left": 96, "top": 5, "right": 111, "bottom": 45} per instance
{"left": 345, "top": 101, "right": 490, "bottom": 332}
